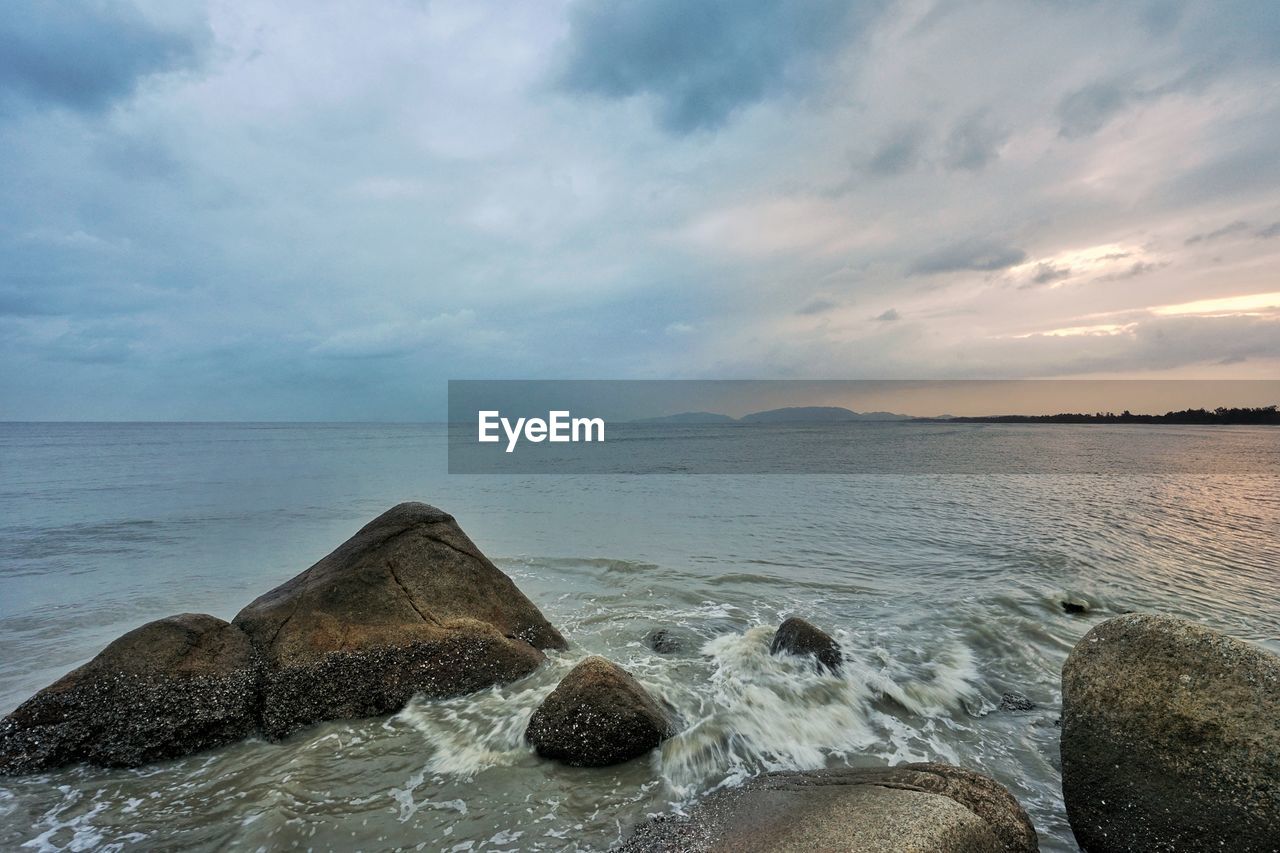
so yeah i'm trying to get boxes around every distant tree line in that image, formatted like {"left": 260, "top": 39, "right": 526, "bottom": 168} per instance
{"left": 939, "top": 406, "right": 1280, "bottom": 425}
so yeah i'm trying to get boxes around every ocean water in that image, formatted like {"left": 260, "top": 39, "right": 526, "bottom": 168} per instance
{"left": 0, "top": 421, "right": 1277, "bottom": 852}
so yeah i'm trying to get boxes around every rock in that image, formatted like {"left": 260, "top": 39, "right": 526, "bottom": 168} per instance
{"left": 646, "top": 628, "right": 682, "bottom": 654}
{"left": 1061, "top": 613, "right": 1280, "bottom": 852}
{"left": 1061, "top": 601, "right": 1087, "bottom": 614}
{"left": 526, "top": 656, "right": 672, "bottom": 766}
{"left": 0, "top": 502, "right": 568, "bottom": 771}
{"left": 619, "top": 762, "right": 1039, "bottom": 852}
{"left": 0, "top": 614, "right": 260, "bottom": 774}
{"left": 233, "top": 502, "right": 566, "bottom": 739}
{"left": 1000, "top": 691, "right": 1036, "bottom": 712}
{"left": 770, "top": 617, "right": 842, "bottom": 673}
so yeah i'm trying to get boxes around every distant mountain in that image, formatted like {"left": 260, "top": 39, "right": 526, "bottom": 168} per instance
{"left": 852, "top": 411, "right": 915, "bottom": 421}
{"left": 739, "top": 406, "right": 910, "bottom": 423}
{"left": 631, "top": 411, "right": 738, "bottom": 424}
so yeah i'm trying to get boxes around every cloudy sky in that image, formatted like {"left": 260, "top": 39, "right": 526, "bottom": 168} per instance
{"left": 2, "top": 0, "right": 1279, "bottom": 419}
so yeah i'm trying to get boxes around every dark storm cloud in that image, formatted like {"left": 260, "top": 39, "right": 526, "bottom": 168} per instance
{"left": 853, "top": 114, "right": 1002, "bottom": 181}
{"left": 1055, "top": 67, "right": 1214, "bottom": 141}
{"left": 1055, "top": 1, "right": 1280, "bottom": 140}
{"left": 1056, "top": 82, "right": 1129, "bottom": 139}
{"left": 0, "top": 1, "right": 208, "bottom": 115}
{"left": 797, "top": 297, "right": 838, "bottom": 315}
{"left": 866, "top": 123, "right": 927, "bottom": 176}
{"left": 1185, "top": 220, "right": 1250, "bottom": 245}
{"left": 557, "top": 0, "right": 877, "bottom": 133}
{"left": 1094, "top": 261, "right": 1166, "bottom": 282}
{"left": 942, "top": 112, "right": 1005, "bottom": 172}
{"left": 1022, "top": 263, "right": 1072, "bottom": 288}
{"left": 909, "top": 240, "right": 1027, "bottom": 276}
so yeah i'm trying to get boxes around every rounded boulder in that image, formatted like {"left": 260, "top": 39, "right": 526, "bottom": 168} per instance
{"left": 233, "top": 502, "right": 566, "bottom": 739}
{"left": 526, "top": 656, "right": 673, "bottom": 767}
{"left": 1060, "top": 613, "right": 1280, "bottom": 852}
{"left": 770, "top": 616, "right": 842, "bottom": 673}
{"left": 0, "top": 613, "right": 261, "bottom": 774}
{"left": 619, "top": 763, "right": 1039, "bottom": 852}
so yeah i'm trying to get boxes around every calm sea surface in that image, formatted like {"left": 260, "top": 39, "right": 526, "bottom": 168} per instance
{"left": 1, "top": 422, "right": 1278, "bottom": 852}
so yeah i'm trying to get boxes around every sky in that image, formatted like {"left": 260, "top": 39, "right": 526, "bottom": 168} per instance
{"left": 2, "top": 0, "right": 1279, "bottom": 420}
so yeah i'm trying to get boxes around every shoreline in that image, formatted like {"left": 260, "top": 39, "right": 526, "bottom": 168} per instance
{"left": 4, "top": 504, "right": 1278, "bottom": 851}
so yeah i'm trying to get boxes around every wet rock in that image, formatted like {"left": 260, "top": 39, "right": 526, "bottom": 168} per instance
{"left": 526, "top": 656, "right": 672, "bottom": 767}
{"left": 1000, "top": 691, "right": 1036, "bottom": 712}
{"left": 646, "top": 628, "right": 682, "bottom": 654}
{"left": 1061, "top": 600, "right": 1087, "bottom": 615}
{"left": 1061, "top": 613, "right": 1280, "bottom": 852}
{"left": 0, "top": 614, "right": 260, "bottom": 774}
{"left": 770, "top": 617, "right": 842, "bottom": 673}
{"left": 234, "top": 502, "right": 566, "bottom": 739}
{"left": 619, "top": 762, "right": 1039, "bottom": 852}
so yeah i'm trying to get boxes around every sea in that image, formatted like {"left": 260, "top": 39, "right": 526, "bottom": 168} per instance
{"left": 1, "top": 421, "right": 1277, "bottom": 852}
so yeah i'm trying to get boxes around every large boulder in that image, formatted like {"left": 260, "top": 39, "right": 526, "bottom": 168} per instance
{"left": 770, "top": 617, "right": 842, "bottom": 673}
{"left": 233, "top": 502, "right": 566, "bottom": 739}
{"left": 0, "top": 613, "right": 260, "bottom": 774}
{"left": 619, "top": 763, "right": 1039, "bottom": 852}
{"left": 1061, "top": 613, "right": 1280, "bottom": 852}
{"left": 526, "top": 656, "right": 673, "bottom": 766}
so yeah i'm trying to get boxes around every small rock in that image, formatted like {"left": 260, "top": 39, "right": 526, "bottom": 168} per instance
{"left": 1061, "top": 613, "right": 1280, "bottom": 851}
{"left": 618, "top": 762, "right": 1039, "bottom": 852}
{"left": 0, "top": 614, "right": 260, "bottom": 774}
{"left": 526, "top": 656, "right": 672, "bottom": 767}
{"left": 1000, "top": 691, "right": 1036, "bottom": 712}
{"left": 646, "top": 628, "right": 681, "bottom": 654}
{"left": 770, "top": 617, "right": 842, "bottom": 673}
{"left": 1061, "top": 600, "right": 1087, "bottom": 614}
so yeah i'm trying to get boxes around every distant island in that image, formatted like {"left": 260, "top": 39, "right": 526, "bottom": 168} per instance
{"left": 740, "top": 406, "right": 911, "bottom": 423}
{"left": 631, "top": 406, "right": 911, "bottom": 424}
{"left": 630, "top": 411, "right": 738, "bottom": 424}
{"left": 631, "top": 405, "right": 1279, "bottom": 425}
{"left": 925, "top": 406, "right": 1279, "bottom": 425}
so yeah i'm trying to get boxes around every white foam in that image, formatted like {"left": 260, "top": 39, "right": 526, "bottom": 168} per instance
{"left": 20, "top": 785, "right": 148, "bottom": 853}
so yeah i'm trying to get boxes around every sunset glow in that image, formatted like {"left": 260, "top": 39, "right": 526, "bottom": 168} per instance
{"left": 1152, "top": 292, "right": 1280, "bottom": 317}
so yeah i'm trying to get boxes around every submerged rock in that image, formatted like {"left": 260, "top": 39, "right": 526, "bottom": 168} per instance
{"left": 1000, "top": 691, "right": 1036, "bottom": 712}
{"left": 526, "top": 656, "right": 672, "bottom": 767}
{"left": 770, "top": 617, "right": 842, "bottom": 673}
{"left": 646, "top": 628, "right": 682, "bottom": 654}
{"left": 619, "top": 762, "right": 1039, "bottom": 852}
{"left": 234, "top": 502, "right": 566, "bottom": 739}
{"left": 0, "top": 614, "right": 260, "bottom": 774}
{"left": 1061, "top": 613, "right": 1280, "bottom": 852}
